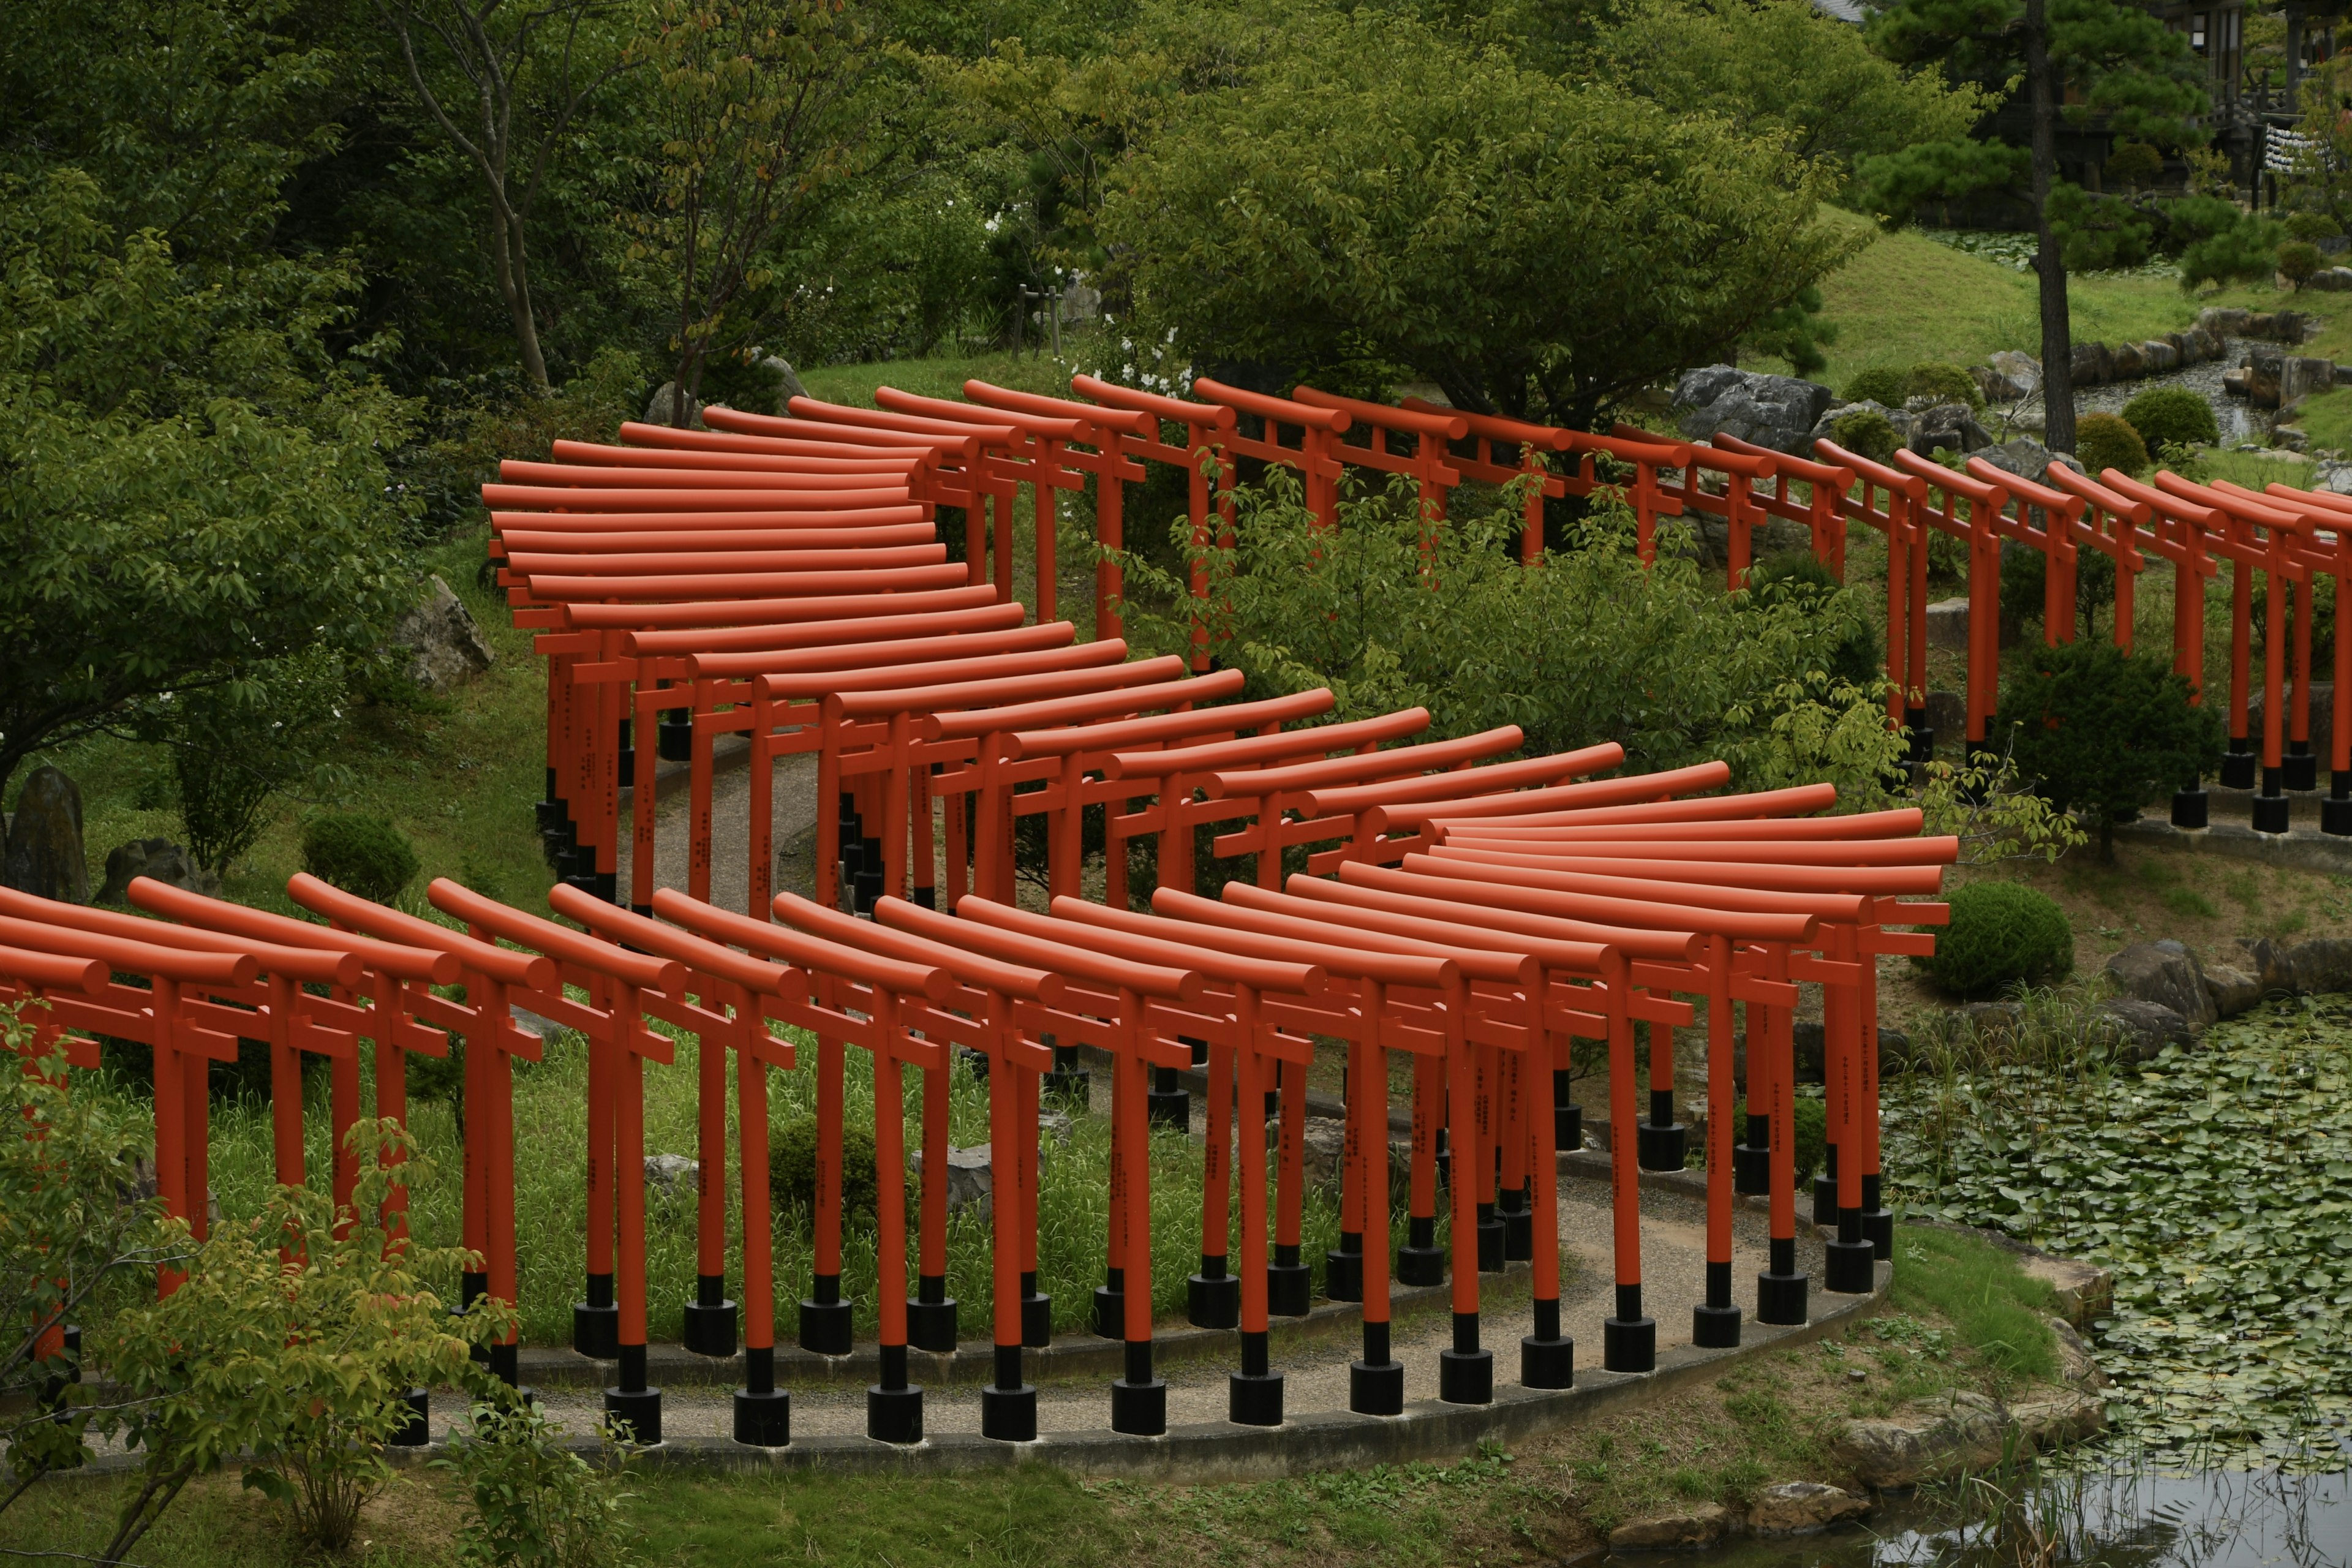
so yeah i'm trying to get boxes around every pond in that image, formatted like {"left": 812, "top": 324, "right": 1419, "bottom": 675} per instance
{"left": 1882, "top": 995, "right": 2352, "bottom": 1464}
{"left": 1610, "top": 1463, "right": 2352, "bottom": 1568}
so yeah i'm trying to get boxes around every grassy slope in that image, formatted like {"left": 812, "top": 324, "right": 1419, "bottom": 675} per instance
{"left": 7, "top": 1226, "right": 2069, "bottom": 1568}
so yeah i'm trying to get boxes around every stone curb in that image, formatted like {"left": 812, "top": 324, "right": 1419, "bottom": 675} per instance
{"left": 2117, "top": 815, "right": 2352, "bottom": 875}
{"left": 421, "top": 1262, "right": 1890, "bottom": 1483}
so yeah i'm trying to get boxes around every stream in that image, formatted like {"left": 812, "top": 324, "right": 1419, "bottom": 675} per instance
{"left": 1986, "top": 338, "right": 2275, "bottom": 450}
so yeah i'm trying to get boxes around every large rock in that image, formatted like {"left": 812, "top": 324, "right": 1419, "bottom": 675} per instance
{"left": 2011, "top": 1390, "right": 2107, "bottom": 1449}
{"left": 642, "top": 381, "right": 707, "bottom": 429}
{"left": 1608, "top": 1504, "right": 1730, "bottom": 1551}
{"left": 2104, "top": 940, "right": 2217, "bottom": 1028}
{"left": 2, "top": 767, "right": 86, "bottom": 903}
{"left": 1909, "top": 402, "right": 1993, "bottom": 456}
{"left": 758, "top": 356, "right": 810, "bottom": 409}
{"left": 2049, "top": 1316, "right": 2109, "bottom": 1389}
{"left": 2236, "top": 937, "right": 2296, "bottom": 997}
{"left": 2308, "top": 268, "right": 2352, "bottom": 292}
{"left": 2205, "top": 962, "right": 2261, "bottom": 1019}
{"left": 2094, "top": 998, "right": 2193, "bottom": 1060}
{"left": 2286, "top": 937, "right": 2352, "bottom": 993}
{"left": 2187, "top": 326, "right": 2224, "bottom": 361}
{"left": 94, "top": 838, "right": 201, "bottom": 905}
{"left": 1674, "top": 365, "right": 1836, "bottom": 456}
{"left": 390, "top": 575, "right": 495, "bottom": 693}
{"left": 2070, "top": 341, "right": 2113, "bottom": 386}
{"left": 1973, "top": 437, "right": 2080, "bottom": 483}
{"left": 1924, "top": 597, "right": 1972, "bottom": 651}
{"left": 912, "top": 1144, "right": 993, "bottom": 1215}
{"left": 1830, "top": 1390, "right": 2011, "bottom": 1488}
{"left": 1748, "top": 1482, "right": 1869, "bottom": 1535}
{"left": 2283, "top": 355, "right": 2339, "bottom": 409}
{"left": 1923, "top": 688, "right": 1967, "bottom": 742}
{"left": 2250, "top": 347, "right": 2286, "bottom": 409}
{"left": 1987, "top": 350, "right": 2043, "bottom": 398}
{"left": 2246, "top": 683, "right": 2332, "bottom": 768}
{"left": 2195, "top": 306, "right": 2252, "bottom": 338}
{"left": 643, "top": 1153, "right": 698, "bottom": 1196}
{"left": 1273, "top": 1116, "right": 1348, "bottom": 1193}
{"left": 2140, "top": 339, "right": 2180, "bottom": 374}
{"left": 2110, "top": 341, "right": 2147, "bottom": 380}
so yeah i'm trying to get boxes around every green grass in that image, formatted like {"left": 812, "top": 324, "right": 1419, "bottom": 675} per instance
{"left": 2291, "top": 385, "right": 2352, "bottom": 453}
{"left": 797, "top": 344, "right": 1085, "bottom": 409}
{"left": 1887, "top": 1224, "right": 2058, "bottom": 1383}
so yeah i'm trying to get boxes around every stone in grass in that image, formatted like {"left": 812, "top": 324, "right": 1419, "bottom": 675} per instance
{"left": 2204, "top": 962, "right": 2261, "bottom": 1020}
{"left": 1747, "top": 1482, "right": 1869, "bottom": 1535}
{"left": 2048, "top": 1316, "right": 2108, "bottom": 1389}
{"left": 3, "top": 766, "right": 86, "bottom": 903}
{"left": 1829, "top": 1390, "right": 2009, "bottom": 1488}
{"left": 1608, "top": 1503, "right": 1731, "bottom": 1550}
{"left": 2285, "top": 937, "right": 2352, "bottom": 995}
{"left": 911, "top": 1144, "right": 993, "bottom": 1215}
{"left": 643, "top": 1153, "right": 698, "bottom": 1196}
{"left": 94, "top": 838, "right": 202, "bottom": 905}
{"left": 2103, "top": 940, "right": 2217, "bottom": 1029}
{"left": 1271, "top": 1116, "right": 1348, "bottom": 1193}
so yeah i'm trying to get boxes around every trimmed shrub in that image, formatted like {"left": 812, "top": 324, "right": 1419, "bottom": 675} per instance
{"left": 2120, "top": 385, "right": 2219, "bottom": 452}
{"left": 1913, "top": 881, "right": 2075, "bottom": 998}
{"left": 1904, "top": 360, "right": 1985, "bottom": 410}
{"left": 2286, "top": 209, "right": 2343, "bottom": 243}
{"left": 2073, "top": 412, "right": 2150, "bottom": 478}
{"left": 1733, "top": 1095, "right": 1827, "bottom": 1182}
{"left": 2002, "top": 638, "right": 2223, "bottom": 859}
{"left": 2105, "top": 141, "right": 2164, "bottom": 190}
{"left": 2279, "top": 239, "right": 2324, "bottom": 289}
{"left": 769, "top": 1113, "right": 878, "bottom": 1219}
{"left": 1843, "top": 366, "right": 1907, "bottom": 407}
{"left": 1828, "top": 405, "right": 1899, "bottom": 464}
{"left": 300, "top": 813, "right": 420, "bottom": 905}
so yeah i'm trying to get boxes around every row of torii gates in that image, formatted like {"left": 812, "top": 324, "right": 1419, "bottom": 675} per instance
{"left": 18, "top": 363, "right": 2331, "bottom": 1457}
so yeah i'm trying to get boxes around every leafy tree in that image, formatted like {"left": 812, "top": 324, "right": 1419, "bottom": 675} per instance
{"left": 2001, "top": 639, "right": 2223, "bottom": 859}
{"left": 1099, "top": 8, "right": 1861, "bottom": 428}
{"left": 372, "top": 0, "right": 638, "bottom": 391}
{"left": 1589, "top": 0, "right": 1994, "bottom": 190}
{"left": 1860, "top": 0, "right": 2207, "bottom": 454}
{"left": 0, "top": 170, "right": 412, "bottom": 812}
{"left": 2279, "top": 238, "right": 2324, "bottom": 288}
{"left": 153, "top": 649, "right": 355, "bottom": 877}
{"left": 2104, "top": 139, "right": 2163, "bottom": 189}
{"left": 630, "top": 0, "right": 874, "bottom": 421}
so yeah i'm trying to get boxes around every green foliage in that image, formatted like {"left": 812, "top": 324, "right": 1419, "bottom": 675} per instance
{"left": 1905, "top": 360, "right": 1984, "bottom": 409}
{"left": 1740, "top": 551, "right": 1880, "bottom": 691}
{"left": 1843, "top": 366, "right": 1909, "bottom": 407}
{"left": 1852, "top": 137, "right": 2026, "bottom": 224}
{"left": 1741, "top": 282, "right": 1838, "bottom": 379}
{"left": 1110, "top": 471, "right": 1897, "bottom": 798}
{"left": 2179, "top": 214, "right": 2283, "bottom": 292}
{"left": 1732, "top": 1094, "right": 1827, "bottom": 1182}
{"left": 2104, "top": 140, "right": 2164, "bottom": 190}
{"left": 2120, "top": 385, "right": 2220, "bottom": 451}
{"left": 301, "top": 813, "right": 421, "bottom": 905}
{"left": 1098, "top": 6, "right": 1864, "bottom": 426}
{"left": 1913, "top": 880, "right": 2075, "bottom": 997}
{"left": 2286, "top": 209, "right": 2343, "bottom": 242}
{"left": 1589, "top": 0, "right": 1996, "bottom": 190}
{"left": 2000, "top": 542, "right": 2117, "bottom": 637}
{"left": 154, "top": 649, "right": 352, "bottom": 875}
{"left": 2073, "top": 411, "right": 2151, "bottom": 478}
{"left": 102, "top": 1121, "right": 509, "bottom": 1560}
{"left": 2280, "top": 239, "right": 2325, "bottom": 288}
{"left": 439, "top": 1398, "right": 639, "bottom": 1567}
{"left": 1830, "top": 405, "right": 1901, "bottom": 463}
{"left": 2002, "top": 639, "right": 2224, "bottom": 858}
{"left": 0, "top": 168, "right": 411, "bottom": 807}
{"left": 1887, "top": 1226, "right": 2056, "bottom": 1381}
{"left": 2047, "top": 182, "right": 2154, "bottom": 273}
{"left": 770, "top": 1112, "right": 880, "bottom": 1219}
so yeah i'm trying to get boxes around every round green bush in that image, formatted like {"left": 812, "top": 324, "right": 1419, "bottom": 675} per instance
{"left": 2119, "top": 385, "right": 2219, "bottom": 453}
{"left": 1828, "top": 406, "right": 1899, "bottom": 464}
{"left": 769, "top": 1112, "right": 879, "bottom": 1219}
{"left": 1904, "top": 360, "right": 1986, "bottom": 410}
{"left": 1912, "top": 881, "right": 2075, "bottom": 998}
{"left": 300, "top": 813, "right": 420, "bottom": 904}
{"left": 2072, "top": 411, "right": 2150, "bottom": 479}
{"left": 2286, "top": 209, "right": 2342, "bottom": 243}
{"left": 2279, "top": 239, "right": 2324, "bottom": 288}
{"left": 2105, "top": 141, "right": 2164, "bottom": 190}
{"left": 1842, "top": 367, "right": 1908, "bottom": 407}
{"left": 1733, "top": 1095, "right": 1827, "bottom": 1182}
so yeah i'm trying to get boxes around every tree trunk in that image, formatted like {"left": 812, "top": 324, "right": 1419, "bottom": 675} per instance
{"left": 2026, "top": 0, "right": 2078, "bottom": 457}
{"left": 488, "top": 206, "right": 550, "bottom": 392}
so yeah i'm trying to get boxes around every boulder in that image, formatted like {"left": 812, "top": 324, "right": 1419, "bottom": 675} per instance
{"left": 2022, "top": 1252, "right": 2114, "bottom": 1325}
{"left": 1909, "top": 402, "right": 1992, "bottom": 456}
{"left": 1924, "top": 597, "right": 1972, "bottom": 651}
{"left": 2247, "top": 683, "right": 2332, "bottom": 767}
{"left": 1748, "top": 1482, "right": 1869, "bottom": 1535}
{"left": 1974, "top": 437, "right": 2078, "bottom": 483}
{"left": 1679, "top": 511, "right": 1813, "bottom": 574}
{"left": 2141, "top": 339, "right": 2179, "bottom": 374}
{"left": 94, "top": 838, "right": 200, "bottom": 905}
{"left": 2224, "top": 365, "right": 2252, "bottom": 398}
{"left": 2011, "top": 1390, "right": 2107, "bottom": 1449}
{"left": 2093, "top": 998, "right": 2193, "bottom": 1060}
{"left": 2279, "top": 309, "right": 2316, "bottom": 341}
{"left": 1674, "top": 366, "right": 1837, "bottom": 456}
{"left": 2049, "top": 1316, "right": 2109, "bottom": 1389}
{"left": 2307, "top": 268, "right": 2352, "bottom": 292}
{"left": 2189, "top": 326, "right": 2225, "bottom": 361}
{"left": 2204, "top": 962, "right": 2261, "bottom": 1019}
{"left": 1959, "top": 1000, "right": 2023, "bottom": 1038}
{"left": 1987, "top": 350, "right": 2043, "bottom": 398}
{"left": 2250, "top": 347, "right": 2286, "bottom": 409}
{"left": 2286, "top": 937, "right": 2352, "bottom": 993}
{"left": 2195, "top": 306, "right": 2252, "bottom": 338}
{"left": 1829, "top": 1390, "right": 2010, "bottom": 1488}
{"left": 2, "top": 767, "right": 86, "bottom": 903}
{"left": 1608, "top": 1505, "right": 1731, "bottom": 1551}
{"left": 2283, "top": 355, "right": 2340, "bottom": 409}
{"left": 1275, "top": 1116, "right": 1348, "bottom": 1192}
{"left": 390, "top": 575, "right": 495, "bottom": 693}
{"left": 2103, "top": 940, "right": 2217, "bottom": 1028}
{"left": 911, "top": 1144, "right": 993, "bottom": 1215}
{"left": 757, "top": 355, "right": 810, "bottom": 409}
{"left": 1039, "top": 1110, "right": 1073, "bottom": 1145}
{"left": 2277, "top": 423, "right": 2313, "bottom": 454}
{"left": 2110, "top": 341, "right": 2147, "bottom": 380}
{"left": 643, "top": 1153, "right": 698, "bottom": 1196}
{"left": 2247, "top": 311, "right": 2278, "bottom": 340}
{"left": 642, "top": 381, "right": 707, "bottom": 429}
{"left": 2236, "top": 937, "right": 2296, "bottom": 998}
{"left": 2070, "top": 341, "right": 2112, "bottom": 386}
{"left": 1923, "top": 688, "right": 1967, "bottom": 742}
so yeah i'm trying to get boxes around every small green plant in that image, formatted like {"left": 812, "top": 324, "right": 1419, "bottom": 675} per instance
{"left": 439, "top": 1396, "right": 639, "bottom": 1568}
{"left": 1912, "top": 881, "right": 2075, "bottom": 997}
{"left": 2120, "top": 385, "right": 2220, "bottom": 452}
{"left": 2071, "top": 411, "right": 2150, "bottom": 478}
{"left": 301, "top": 812, "right": 421, "bottom": 904}
{"left": 1732, "top": 1094, "right": 1828, "bottom": 1180}
{"left": 769, "top": 1112, "right": 880, "bottom": 1218}
{"left": 2002, "top": 638, "right": 2225, "bottom": 859}
{"left": 1905, "top": 360, "right": 1985, "bottom": 410}
{"left": 1828, "top": 405, "right": 1900, "bottom": 464}
{"left": 1842, "top": 366, "right": 1908, "bottom": 407}
{"left": 2286, "top": 209, "right": 2342, "bottom": 243}
{"left": 2279, "top": 239, "right": 2325, "bottom": 289}
{"left": 2104, "top": 140, "right": 2164, "bottom": 190}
